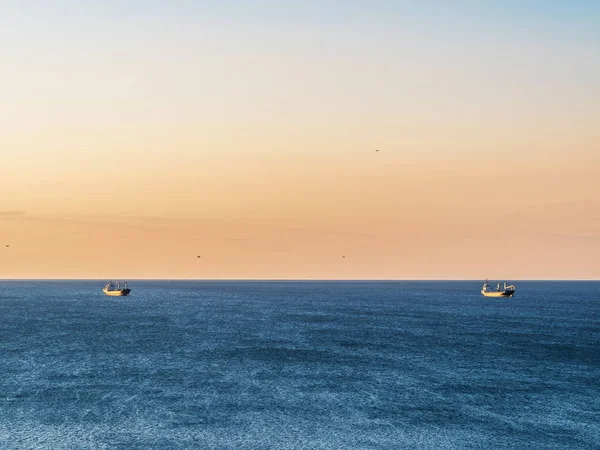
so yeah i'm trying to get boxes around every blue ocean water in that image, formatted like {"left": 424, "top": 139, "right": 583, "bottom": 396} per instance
{"left": 0, "top": 281, "right": 598, "bottom": 449}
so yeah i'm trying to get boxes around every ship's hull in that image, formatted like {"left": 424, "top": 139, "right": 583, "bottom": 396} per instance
{"left": 481, "top": 290, "right": 514, "bottom": 298}
{"left": 103, "top": 288, "right": 131, "bottom": 297}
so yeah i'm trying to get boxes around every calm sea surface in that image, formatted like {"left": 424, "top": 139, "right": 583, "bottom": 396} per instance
{"left": 0, "top": 281, "right": 598, "bottom": 449}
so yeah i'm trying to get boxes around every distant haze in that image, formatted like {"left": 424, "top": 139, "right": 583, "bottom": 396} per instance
{"left": 1, "top": 1, "right": 599, "bottom": 279}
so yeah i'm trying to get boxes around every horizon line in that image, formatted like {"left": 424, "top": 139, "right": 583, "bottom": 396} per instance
{"left": 1, "top": 278, "right": 599, "bottom": 282}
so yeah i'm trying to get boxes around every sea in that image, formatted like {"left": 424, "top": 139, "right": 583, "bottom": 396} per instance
{"left": 0, "top": 280, "right": 598, "bottom": 449}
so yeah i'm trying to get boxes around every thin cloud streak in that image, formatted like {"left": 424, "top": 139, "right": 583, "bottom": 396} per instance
{"left": 0, "top": 211, "right": 26, "bottom": 219}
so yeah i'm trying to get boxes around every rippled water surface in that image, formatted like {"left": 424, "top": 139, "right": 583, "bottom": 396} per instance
{"left": 1, "top": 281, "right": 599, "bottom": 449}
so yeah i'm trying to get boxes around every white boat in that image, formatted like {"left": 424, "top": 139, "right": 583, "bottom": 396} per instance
{"left": 103, "top": 281, "right": 131, "bottom": 297}
{"left": 481, "top": 279, "right": 515, "bottom": 297}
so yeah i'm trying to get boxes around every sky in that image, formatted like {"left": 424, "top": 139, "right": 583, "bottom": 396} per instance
{"left": 1, "top": 1, "right": 599, "bottom": 279}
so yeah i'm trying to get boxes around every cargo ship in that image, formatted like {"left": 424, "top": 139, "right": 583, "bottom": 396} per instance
{"left": 103, "top": 281, "right": 131, "bottom": 297}
{"left": 481, "top": 279, "right": 515, "bottom": 297}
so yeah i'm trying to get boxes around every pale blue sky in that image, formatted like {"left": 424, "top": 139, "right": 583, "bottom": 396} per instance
{"left": 2, "top": 1, "right": 598, "bottom": 163}
{"left": 2, "top": 1, "right": 599, "bottom": 28}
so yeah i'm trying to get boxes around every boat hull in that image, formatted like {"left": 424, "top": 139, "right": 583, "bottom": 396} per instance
{"left": 103, "top": 288, "right": 131, "bottom": 297}
{"left": 481, "top": 290, "right": 514, "bottom": 298}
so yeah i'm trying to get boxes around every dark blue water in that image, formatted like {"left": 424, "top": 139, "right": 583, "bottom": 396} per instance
{"left": 0, "top": 281, "right": 598, "bottom": 449}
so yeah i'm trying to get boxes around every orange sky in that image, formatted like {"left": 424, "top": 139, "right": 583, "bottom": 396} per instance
{"left": 1, "top": 2, "right": 599, "bottom": 279}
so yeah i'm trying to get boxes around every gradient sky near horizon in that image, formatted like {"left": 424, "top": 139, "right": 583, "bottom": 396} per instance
{"left": 1, "top": 1, "right": 599, "bottom": 279}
